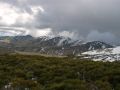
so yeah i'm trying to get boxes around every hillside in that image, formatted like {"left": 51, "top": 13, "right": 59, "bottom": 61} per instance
{"left": 0, "top": 54, "right": 120, "bottom": 90}
{"left": 82, "top": 46, "right": 120, "bottom": 62}
{"left": 0, "top": 35, "right": 113, "bottom": 56}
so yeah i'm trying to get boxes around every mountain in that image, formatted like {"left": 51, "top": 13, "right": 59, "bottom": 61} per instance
{"left": 82, "top": 46, "right": 120, "bottom": 62}
{"left": 0, "top": 35, "right": 113, "bottom": 56}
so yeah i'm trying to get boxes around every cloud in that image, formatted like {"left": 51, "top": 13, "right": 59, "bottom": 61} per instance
{"left": 0, "top": 0, "right": 120, "bottom": 44}
{"left": 58, "top": 31, "right": 83, "bottom": 40}
{"left": 28, "top": 28, "right": 52, "bottom": 37}
{"left": 0, "top": 26, "right": 27, "bottom": 35}
{"left": 0, "top": 26, "right": 52, "bottom": 37}
{"left": 0, "top": 1, "right": 44, "bottom": 26}
{"left": 58, "top": 31, "right": 76, "bottom": 38}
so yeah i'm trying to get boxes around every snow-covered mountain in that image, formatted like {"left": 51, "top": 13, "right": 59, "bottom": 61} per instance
{"left": 83, "top": 46, "right": 120, "bottom": 55}
{"left": 82, "top": 46, "right": 120, "bottom": 62}
{"left": 0, "top": 35, "right": 114, "bottom": 58}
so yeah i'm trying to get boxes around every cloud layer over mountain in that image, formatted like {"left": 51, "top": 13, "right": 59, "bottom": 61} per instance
{"left": 0, "top": 0, "right": 120, "bottom": 44}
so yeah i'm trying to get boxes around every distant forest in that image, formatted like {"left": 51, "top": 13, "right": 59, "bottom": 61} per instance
{"left": 0, "top": 54, "right": 120, "bottom": 90}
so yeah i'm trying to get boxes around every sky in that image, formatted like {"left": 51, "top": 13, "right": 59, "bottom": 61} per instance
{"left": 0, "top": 0, "right": 120, "bottom": 44}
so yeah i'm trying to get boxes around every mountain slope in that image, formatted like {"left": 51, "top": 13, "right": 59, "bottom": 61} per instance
{"left": 0, "top": 35, "right": 113, "bottom": 56}
{"left": 82, "top": 46, "right": 120, "bottom": 62}
{"left": 82, "top": 46, "right": 120, "bottom": 55}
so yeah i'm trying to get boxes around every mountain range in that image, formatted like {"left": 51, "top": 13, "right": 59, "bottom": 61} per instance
{"left": 1, "top": 35, "right": 120, "bottom": 61}
{"left": 0, "top": 35, "right": 113, "bottom": 55}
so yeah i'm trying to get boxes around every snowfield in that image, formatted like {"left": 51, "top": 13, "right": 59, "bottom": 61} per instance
{"left": 82, "top": 46, "right": 120, "bottom": 62}
{"left": 82, "top": 46, "right": 120, "bottom": 55}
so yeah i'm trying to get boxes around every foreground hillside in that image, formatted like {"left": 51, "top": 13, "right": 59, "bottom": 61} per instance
{"left": 0, "top": 54, "right": 120, "bottom": 90}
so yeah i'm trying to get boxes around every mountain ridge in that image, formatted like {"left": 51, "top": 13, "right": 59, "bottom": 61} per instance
{"left": 0, "top": 35, "right": 113, "bottom": 56}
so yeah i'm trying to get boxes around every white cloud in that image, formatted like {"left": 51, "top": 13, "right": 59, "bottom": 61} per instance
{"left": 28, "top": 28, "right": 52, "bottom": 37}
{"left": 31, "top": 6, "right": 45, "bottom": 14}
{"left": 0, "top": 26, "right": 52, "bottom": 37}
{"left": 0, "top": 26, "right": 28, "bottom": 36}
{"left": 58, "top": 31, "right": 75, "bottom": 38}
{"left": 0, "top": 3, "right": 19, "bottom": 25}
{"left": 58, "top": 31, "right": 82, "bottom": 40}
{"left": 0, "top": 2, "right": 44, "bottom": 26}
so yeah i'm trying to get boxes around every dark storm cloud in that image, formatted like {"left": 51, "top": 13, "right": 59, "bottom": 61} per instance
{"left": 0, "top": 0, "right": 120, "bottom": 44}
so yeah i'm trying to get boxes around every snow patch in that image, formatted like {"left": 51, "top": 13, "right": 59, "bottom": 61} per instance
{"left": 82, "top": 46, "right": 120, "bottom": 62}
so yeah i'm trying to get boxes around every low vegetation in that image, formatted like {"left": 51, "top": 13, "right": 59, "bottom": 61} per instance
{"left": 0, "top": 54, "right": 120, "bottom": 90}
